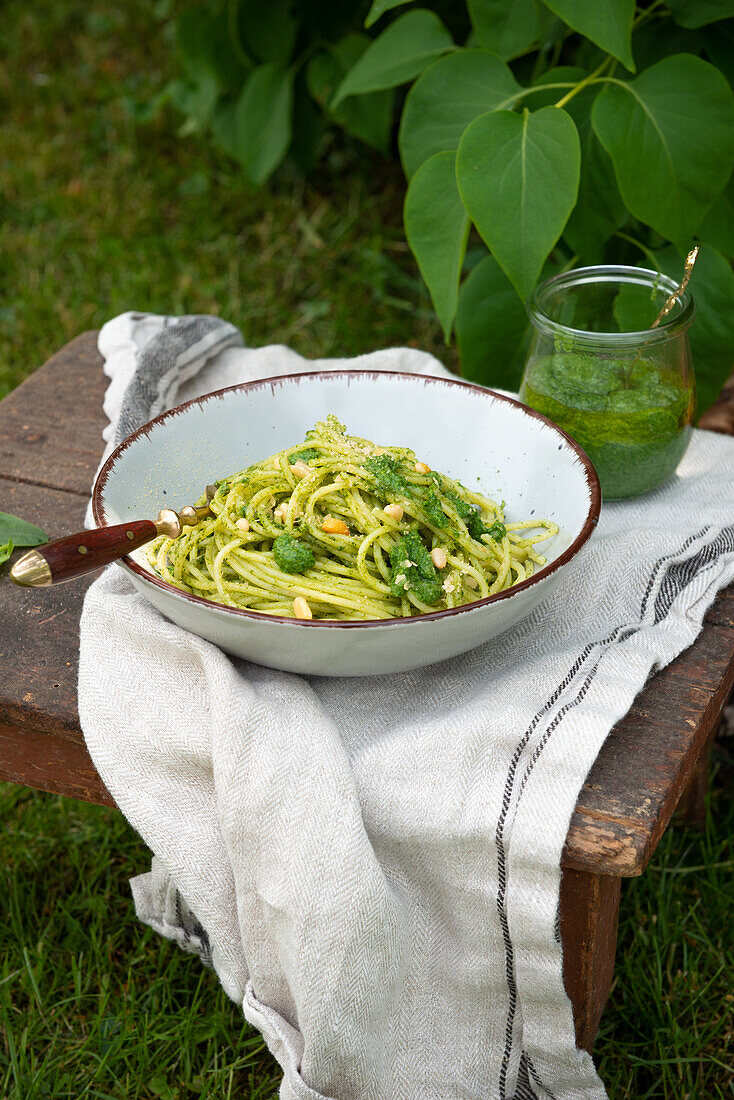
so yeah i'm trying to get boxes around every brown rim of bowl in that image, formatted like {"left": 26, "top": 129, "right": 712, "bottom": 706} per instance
{"left": 92, "top": 369, "right": 601, "bottom": 629}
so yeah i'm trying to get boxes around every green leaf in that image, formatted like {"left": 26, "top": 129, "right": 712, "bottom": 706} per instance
{"left": 631, "top": 18, "right": 695, "bottom": 72}
{"left": 668, "top": 0, "right": 734, "bottom": 29}
{"left": 289, "top": 76, "right": 327, "bottom": 174}
{"left": 656, "top": 245, "right": 734, "bottom": 415}
{"left": 331, "top": 10, "right": 454, "bottom": 106}
{"left": 456, "top": 255, "right": 530, "bottom": 390}
{"left": 698, "top": 20, "right": 734, "bottom": 89}
{"left": 467, "top": 0, "right": 542, "bottom": 60}
{"left": 698, "top": 172, "right": 734, "bottom": 261}
{"left": 457, "top": 106, "right": 581, "bottom": 300}
{"left": 238, "top": 0, "right": 299, "bottom": 66}
{"left": 177, "top": 5, "right": 246, "bottom": 93}
{"left": 564, "top": 132, "right": 626, "bottom": 259}
{"left": 0, "top": 540, "right": 13, "bottom": 565}
{"left": 527, "top": 66, "right": 587, "bottom": 110}
{"left": 232, "top": 65, "right": 294, "bottom": 185}
{"left": 404, "top": 151, "right": 469, "bottom": 340}
{"left": 592, "top": 55, "right": 734, "bottom": 241}
{"left": 558, "top": 74, "right": 626, "bottom": 259}
{"left": 364, "top": 0, "right": 415, "bottom": 28}
{"left": 210, "top": 99, "right": 239, "bottom": 159}
{"left": 167, "top": 77, "right": 219, "bottom": 127}
{"left": 307, "top": 36, "right": 394, "bottom": 153}
{"left": 0, "top": 512, "right": 48, "bottom": 547}
{"left": 543, "top": 0, "right": 636, "bottom": 71}
{"left": 399, "top": 49, "right": 521, "bottom": 178}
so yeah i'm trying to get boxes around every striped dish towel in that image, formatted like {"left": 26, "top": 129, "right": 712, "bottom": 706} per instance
{"left": 79, "top": 312, "right": 734, "bottom": 1100}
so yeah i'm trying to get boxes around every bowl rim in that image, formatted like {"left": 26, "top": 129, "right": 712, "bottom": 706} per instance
{"left": 92, "top": 369, "right": 601, "bottom": 630}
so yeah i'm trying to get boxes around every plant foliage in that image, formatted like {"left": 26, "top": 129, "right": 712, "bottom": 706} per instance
{"left": 164, "top": 0, "right": 734, "bottom": 413}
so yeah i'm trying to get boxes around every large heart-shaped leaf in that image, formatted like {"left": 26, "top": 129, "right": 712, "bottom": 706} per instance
{"left": 698, "top": 172, "right": 734, "bottom": 261}
{"left": 543, "top": 0, "right": 636, "bottom": 71}
{"left": 467, "top": 0, "right": 543, "bottom": 60}
{"left": 592, "top": 55, "right": 734, "bottom": 241}
{"left": 399, "top": 50, "right": 521, "bottom": 178}
{"left": 457, "top": 106, "right": 580, "bottom": 300}
{"left": 655, "top": 245, "right": 734, "bottom": 415}
{"left": 668, "top": 0, "right": 734, "bottom": 29}
{"left": 563, "top": 132, "right": 626, "bottom": 260}
{"left": 233, "top": 65, "right": 294, "bottom": 185}
{"left": 331, "top": 10, "right": 454, "bottom": 106}
{"left": 364, "top": 0, "right": 415, "bottom": 28}
{"left": 560, "top": 77, "right": 626, "bottom": 259}
{"left": 456, "top": 255, "right": 530, "bottom": 389}
{"left": 404, "top": 151, "right": 469, "bottom": 341}
{"left": 307, "top": 35, "right": 393, "bottom": 153}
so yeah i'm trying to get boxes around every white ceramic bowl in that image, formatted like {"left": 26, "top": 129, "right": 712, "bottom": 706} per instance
{"left": 92, "top": 371, "right": 600, "bottom": 676}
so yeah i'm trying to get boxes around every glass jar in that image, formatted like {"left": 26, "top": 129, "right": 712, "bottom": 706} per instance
{"left": 519, "top": 265, "right": 696, "bottom": 501}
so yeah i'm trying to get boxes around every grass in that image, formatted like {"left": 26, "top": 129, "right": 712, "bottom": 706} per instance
{"left": 0, "top": 0, "right": 452, "bottom": 400}
{"left": 0, "top": 1, "right": 732, "bottom": 1097}
{"left": 0, "top": 783, "right": 281, "bottom": 1100}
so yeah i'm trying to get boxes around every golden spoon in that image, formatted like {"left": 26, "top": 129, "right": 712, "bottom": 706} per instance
{"left": 650, "top": 245, "right": 699, "bottom": 329}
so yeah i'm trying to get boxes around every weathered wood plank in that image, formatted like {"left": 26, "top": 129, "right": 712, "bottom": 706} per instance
{"left": 0, "top": 331, "right": 105, "bottom": 495}
{"left": 0, "top": 721, "right": 114, "bottom": 806}
{"left": 564, "top": 605, "right": 734, "bottom": 875}
{"left": 0, "top": 479, "right": 93, "bottom": 735}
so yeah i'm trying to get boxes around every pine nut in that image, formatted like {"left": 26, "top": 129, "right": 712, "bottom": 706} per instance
{"left": 321, "top": 515, "right": 349, "bottom": 535}
{"left": 431, "top": 547, "right": 447, "bottom": 569}
{"left": 465, "top": 575, "right": 478, "bottom": 589}
{"left": 414, "top": 461, "right": 431, "bottom": 474}
{"left": 384, "top": 503, "right": 404, "bottom": 522}
{"left": 271, "top": 455, "right": 281, "bottom": 469}
{"left": 235, "top": 517, "right": 250, "bottom": 532}
{"left": 274, "top": 503, "right": 288, "bottom": 522}
{"left": 292, "top": 460, "right": 311, "bottom": 479}
{"left": 293, "top": 596, "right": 312, "bottom": 620}
{"left": 373, "top": 447, "right": 389, "bottom": 455}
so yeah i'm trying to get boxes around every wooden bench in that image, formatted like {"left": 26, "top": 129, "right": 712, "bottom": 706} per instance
{"left": 2, "top": 332, "right": 733, "bottom": 1051}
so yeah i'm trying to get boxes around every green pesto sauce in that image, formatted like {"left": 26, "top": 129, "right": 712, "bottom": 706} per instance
{"left": 272, "top": 533, "right": 315, "bottom": 574}
{"left": 389, "top": 529, "right": 442, "bottom": 605}
{"left": 520, "top": 353, "right": 694, "bottom": 500}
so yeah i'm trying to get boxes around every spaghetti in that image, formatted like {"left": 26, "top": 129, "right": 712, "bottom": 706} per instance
{"left": 145, "top": 415, "right": 558, "bottom": 620}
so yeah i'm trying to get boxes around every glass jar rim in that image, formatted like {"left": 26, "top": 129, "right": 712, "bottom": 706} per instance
{"left": 528, "top": 264, "right": 696, "bottom": 347}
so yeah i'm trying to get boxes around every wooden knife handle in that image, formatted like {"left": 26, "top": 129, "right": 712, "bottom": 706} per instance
{"left": 10, "top": 520, "right": 158, "bottom": 586}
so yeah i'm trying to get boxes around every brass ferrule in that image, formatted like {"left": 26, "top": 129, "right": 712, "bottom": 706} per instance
{"left": 10, "top": 549, "right": 52, "bottom": 587}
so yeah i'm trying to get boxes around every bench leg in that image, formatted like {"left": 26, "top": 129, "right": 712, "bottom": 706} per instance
{"left": 560, "top": 866, "right": 621, "bottom": 1053}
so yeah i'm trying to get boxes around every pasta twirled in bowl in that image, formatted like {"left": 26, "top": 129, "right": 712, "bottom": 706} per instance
{"left": 145, "top": 415, "right": 557, "bottom": 621}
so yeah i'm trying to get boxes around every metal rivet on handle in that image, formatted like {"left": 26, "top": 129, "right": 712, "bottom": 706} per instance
{"left": 126, "top": 531, "right": 135, "bottom": 540}
{"left": 78, "top": 545, "right": 88, "bottom": 555}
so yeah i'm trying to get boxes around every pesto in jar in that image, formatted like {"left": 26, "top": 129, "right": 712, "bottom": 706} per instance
{"left": 520, "top": 353, "right": 695, "bottom": 500}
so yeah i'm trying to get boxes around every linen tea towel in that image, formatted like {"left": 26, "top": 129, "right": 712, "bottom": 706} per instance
{"left": 79, "top": 312, "right": 734, "bottom": 1100}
